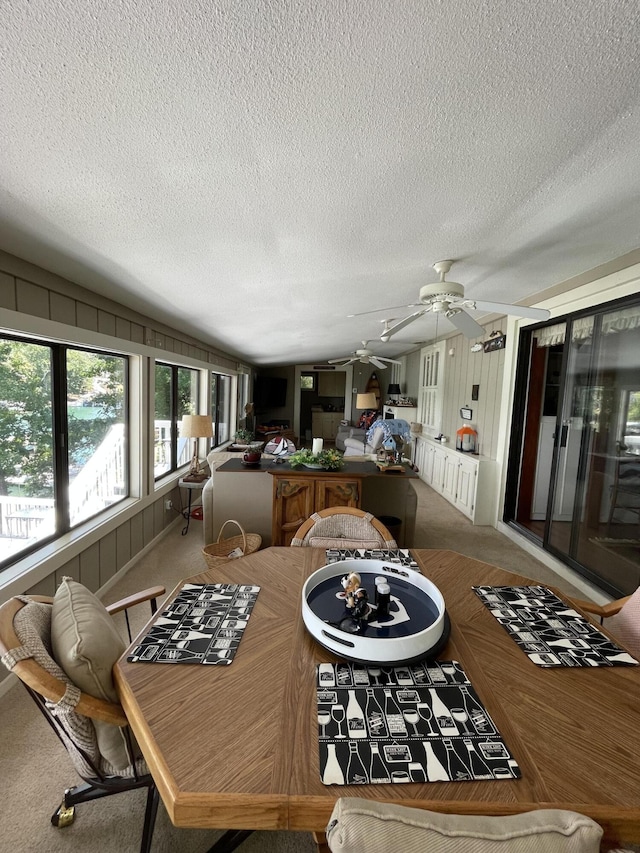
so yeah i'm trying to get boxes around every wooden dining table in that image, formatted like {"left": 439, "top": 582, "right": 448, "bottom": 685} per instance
{"left": 113, "top": 548, "right": 640, "bottom": 849}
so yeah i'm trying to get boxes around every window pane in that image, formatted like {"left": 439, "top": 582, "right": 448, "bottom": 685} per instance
{"left": 154, "top": 364, "right": 172, "bottom": 477}
{"left": 218, "top": 375, "right": 231, "bottom": 444}
{"left": 67, "top": 350, "right": 127, "bottom": 526}
{"left": 0, "top": 339, "right": 55, "bottom": 563}
{"left": 177, "top": 368, "right": 199, "bottom": 467}
{"left": 212, "top": 372, "right": 232, "bottom": 446}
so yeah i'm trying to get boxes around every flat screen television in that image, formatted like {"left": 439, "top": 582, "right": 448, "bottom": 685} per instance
{"left": 254, "top": 376, "right": 287, "bottom": 409}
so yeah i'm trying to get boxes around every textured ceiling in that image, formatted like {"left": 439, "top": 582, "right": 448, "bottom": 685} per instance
{"left": 2, "top": 1, "right": 640, "bottom": 366}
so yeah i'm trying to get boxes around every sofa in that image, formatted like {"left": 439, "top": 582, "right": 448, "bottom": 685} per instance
{"left": 335, "top": 423, "right": 366, "bottom": 452}
{"left": 335, "top": 411, "right": 381, "bottom": 451}
{"left": 343, "top": 419, "right": 412, "bottom": 458}
{"left": 202, "top": 450, "right": 274, "bottom": 547}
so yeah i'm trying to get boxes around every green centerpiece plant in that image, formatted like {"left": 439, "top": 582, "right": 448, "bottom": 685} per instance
{"left": 288, "top": 447, "right": 345, "bottom": 470}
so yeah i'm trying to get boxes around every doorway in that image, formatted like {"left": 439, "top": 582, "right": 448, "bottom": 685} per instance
{"left": 506, "top": 300, "right": 640, "bottom": 596}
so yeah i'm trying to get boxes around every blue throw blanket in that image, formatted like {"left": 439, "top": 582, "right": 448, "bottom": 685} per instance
{"left": 366, "top": 419, "right": 411, "bottom": 445}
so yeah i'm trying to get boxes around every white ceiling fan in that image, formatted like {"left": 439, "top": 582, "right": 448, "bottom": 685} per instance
{"left": 350, "top": 260, "right": 551, "bottom": 340}
{"left": 328, "top": 341, "right": 402, "bottom": 370}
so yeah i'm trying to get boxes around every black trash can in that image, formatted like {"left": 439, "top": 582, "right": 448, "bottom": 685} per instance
{"left": 377, "top": 515, "right": 402, "bottom": 546}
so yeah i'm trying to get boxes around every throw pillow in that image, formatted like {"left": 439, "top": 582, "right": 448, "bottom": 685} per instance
{"left": 326, "top": 798, "right": 603, "bottom": 853}
{"left": 357, "top": 410, "right": 378, "bottom": 430}
{"left": 51, "top": 577, "right": 131, "bottom": 771}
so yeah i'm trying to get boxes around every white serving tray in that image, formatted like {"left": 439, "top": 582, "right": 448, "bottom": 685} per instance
{"left": 302, "top": 559, "right": 449, "bottom": 665}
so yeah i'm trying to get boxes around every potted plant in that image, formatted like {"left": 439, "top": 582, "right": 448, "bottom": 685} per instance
{"left": 289, "top": 447, "right": 344, "bottom": 470}
{"left": 235, "top": 428, "right": 254, "bottom": 444}
{"left": 242, "top": 446, "right": 262, "bottom": 466}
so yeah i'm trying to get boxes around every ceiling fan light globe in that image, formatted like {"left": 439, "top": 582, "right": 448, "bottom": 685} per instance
{"left": 419, "top": 281, "right": 465, "bottom": 304}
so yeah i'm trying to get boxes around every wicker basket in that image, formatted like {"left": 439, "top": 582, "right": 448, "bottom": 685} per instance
{"left": 202, "top": 519, "right": 262, "bottom": 569}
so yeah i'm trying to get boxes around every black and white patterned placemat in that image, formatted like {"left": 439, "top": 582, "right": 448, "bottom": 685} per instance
{"left": 316, "top": 660, "right": 520, "bottom": 785}
{"left": 127, "top": 582, "right": 260, "bottom": 665}
{"left": 473, "top": 585, "right": 638, "bottom": 668}
{"left": 325, "top": 548, "right": 420, "bottom": 570}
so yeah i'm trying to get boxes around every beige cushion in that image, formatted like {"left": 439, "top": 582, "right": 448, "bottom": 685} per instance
{"left": 605, "top": 585, "right": 640, "bottom": 658}
{"left": 309, "top": 537, "right": 385, "bottom": 549}
{"left": 51, "top": 578, "right": 131, "bottom": 771}
{"left": 326, "top": 798, "right": 603, "bottom": 853}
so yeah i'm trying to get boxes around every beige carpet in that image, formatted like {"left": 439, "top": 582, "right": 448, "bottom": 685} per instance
{"left": 0, "top": 480, "right": 595, "bottom": 853}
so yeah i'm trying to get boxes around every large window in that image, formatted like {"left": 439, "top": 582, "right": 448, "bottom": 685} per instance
{"left": 0, "top": 336, "right": 128, "bottom": 568}
{"left": 211, "top": 372, "right": 232, "bottom": 446}
{"left": 154, "top": 363, "right": 199, "bottom": 478}
{"left": 506, "top": 298, "right": 640, "bottom": 596}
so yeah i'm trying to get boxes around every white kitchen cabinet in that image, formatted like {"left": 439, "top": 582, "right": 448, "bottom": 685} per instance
{"left": 442, "top": 452, "right": 458, "bottom": 502}
{"left": 414, "top": 435, "right": 497, "bottom": 525}
{"left": 312, "top": 412, "right": 344, "bottom": 440}
{"left": 431, "top": 446, "right": 448, "bottom": 494}
{"left": 454, "top": 456, "right": 478, "bottom": 519}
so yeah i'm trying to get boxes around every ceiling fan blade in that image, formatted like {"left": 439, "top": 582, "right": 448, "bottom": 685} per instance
{"left": 380, "top": 310, "right": 427, "bottom": 340}
{"left": 470, "top": 300, "right": 550, "bottom": 321}
{"left": 377, "top": 356, "right": 403, "bottom": 364}
{"left": 347, "top": 303, "right": 417, "bottom": 318}
{"left": 447, "top": 309, "right": 486, "bottom": 339}
{"left": 368, "top": 357, "right": 388, "bottom": 369}
{"left": 327, "top": 357, "right": 350, "bottom": 364}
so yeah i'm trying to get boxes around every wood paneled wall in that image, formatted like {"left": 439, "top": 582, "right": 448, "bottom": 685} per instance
{"left": 440, "top": 320, "right": 506, "bottom": 460}
{"left": 402, "top": 319, "right": 507, "bottom": 461}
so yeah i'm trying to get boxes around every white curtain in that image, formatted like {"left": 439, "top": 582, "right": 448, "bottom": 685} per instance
{"left": 602, "top": 306, "right": 640, "bottom": 334}
{"left": 534, "top": 323, "right": 567, "bottom": 347}
{"left": 534, "top": 306, "right": 640, "bottom": 348}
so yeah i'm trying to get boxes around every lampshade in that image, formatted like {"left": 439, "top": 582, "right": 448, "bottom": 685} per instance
{"left": 355, "top": 392, "right": 378, "bottom": 409}
{"left": 180, "top": 414, "right": 214, "bottom": 438}
{"left": 387, "top": 383, "right": 401, "bottom": 396}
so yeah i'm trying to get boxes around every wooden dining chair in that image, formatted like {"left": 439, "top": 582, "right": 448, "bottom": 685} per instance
{"left": 290, "top": 506, "right": 398, "bottom": 549}
{"left": 572, "top": 585, "right": 640, "bottom": 658}
{"left": 325, "top": 797, "right": 604, "bottom": 853}
{"left": 0, "top": 578, "right": 165, "bottom": 853}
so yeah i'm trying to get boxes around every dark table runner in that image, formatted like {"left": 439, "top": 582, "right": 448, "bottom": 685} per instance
{"left": 127, "top": 582, "right": 260, "bottom": 665}
{"left": 316, "top": 660, "right": 520, "bottom": 785}
{"left": 473, "top": 585, "right": 638, "bottom": 667}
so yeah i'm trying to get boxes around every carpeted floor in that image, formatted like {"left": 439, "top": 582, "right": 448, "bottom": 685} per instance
{"left": 0, "top": 480, "right": 612, "bottom": 852}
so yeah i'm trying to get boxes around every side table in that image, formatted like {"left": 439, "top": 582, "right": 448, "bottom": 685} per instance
{"left": 178, "top": 477, "right": 209, "bottom": 536}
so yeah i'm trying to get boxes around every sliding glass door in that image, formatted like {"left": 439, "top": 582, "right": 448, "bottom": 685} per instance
{"left": 506, "top": 299, "right": 640, "bottom": 596}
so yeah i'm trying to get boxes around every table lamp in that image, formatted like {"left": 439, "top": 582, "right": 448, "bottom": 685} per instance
{"left": 180, "top": 415, "right": 214, "bottom": 482}
{"left": 355, "top": 392, "right": 378, "bottom": 410}
{"left": 387, "top": 383, "right": 401, "bottom": 403}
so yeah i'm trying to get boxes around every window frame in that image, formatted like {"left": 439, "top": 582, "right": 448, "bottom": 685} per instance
{"left": 211, "top": 371, "right": 233, "bottom": 447}
{"left": 0, "top": 333, "right": 130, "bottom": 571}
{"left": 154, "top": 361, "right": 200, "bottom": 480}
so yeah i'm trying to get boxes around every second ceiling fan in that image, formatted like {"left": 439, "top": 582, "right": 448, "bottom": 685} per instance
{"left": 351, "top": 260, "right": 551, "bottom": 340}
{"left": 328, "top": 341, "right": 401, "bottom": 370}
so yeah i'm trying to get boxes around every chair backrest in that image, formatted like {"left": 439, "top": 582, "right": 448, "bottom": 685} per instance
{"left": 291, "top": 507, "right": 397, "bottom": 548}
{"left": 605, "top": 585, "right": 640, "bottom": 658}
{"left": 0, "top": 594, "right": 145, "bottom": 782}
{"left": 326, "top": 798, "right": 603, "bottom": 853}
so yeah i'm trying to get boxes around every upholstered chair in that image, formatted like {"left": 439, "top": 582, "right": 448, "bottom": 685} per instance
{"left": 0, "top": 579, "right": 165, "bottom": 853}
